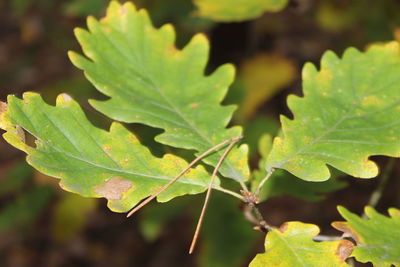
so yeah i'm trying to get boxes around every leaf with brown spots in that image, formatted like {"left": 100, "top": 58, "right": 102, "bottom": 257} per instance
{"left": 266, "top": 42, "right": 400, "bottom": 181}
{"left": 68, "top": 1, "right": 249, "bottom": 183}
{"left": 249, "top": 221, "right": 353, "bottom": 267}
{"left": 0, "top": 93, "right": 218, "bottom": 212}
{"left": 332, "top": 206, "right": 400, "bottom": 266}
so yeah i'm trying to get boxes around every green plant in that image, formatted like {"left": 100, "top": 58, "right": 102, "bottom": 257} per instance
{"left": 1, "top": 1, "right": 399, "bottom": 266}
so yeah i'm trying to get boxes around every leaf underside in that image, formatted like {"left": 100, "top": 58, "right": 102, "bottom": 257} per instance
{"left": 249, "top": 221, "right": 353, "bottom": 267}
{"left": 0, "top": 93, "right": 215, "bottom": 213}
{"left": 333, "top": 206, "right": 400, "bottom": 266}
{"left": 266, "top": 42, "right": 400, "bottom": 181}
{"left": 193, "top": 0, "right": 288, "bottom": 22}
{"left": 69, "top": 1, "right": 249, "bottom": 182}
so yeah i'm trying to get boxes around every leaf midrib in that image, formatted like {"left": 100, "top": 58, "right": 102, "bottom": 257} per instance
{"left": 273, "top": 230, "right": 308, "bottom": 267}
{"left": 269, "top": 58, "right": 400, "bottom": 170}
{"left": 13, "top": 101, "right": 208, "bottom": 187}
{"left": 96, "top": 18, "right": 242, "bottom": 180}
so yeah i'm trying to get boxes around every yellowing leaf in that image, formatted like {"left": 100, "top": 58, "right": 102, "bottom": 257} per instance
{"left": 266, "top": 42, "right": 400, "bottom": 181}
{"left": 249, "top": 221, "right": 353, "bottom": 267}
{"left": 69, "top": 1, "right": 249, "bottom": 182}
{"left": 194, "top": 0, "right": 288, "bottom": 22}
{"left": 333, "top": 206, "right": 400, "bottom": 267}
{"left": 240, "top": 53, "right": 297, "bottom": 120}
{"left": 0, "top": 93, "right": 217, "bottom": 213}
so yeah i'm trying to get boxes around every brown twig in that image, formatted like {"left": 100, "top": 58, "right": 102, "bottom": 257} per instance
{"left": 248, "top": 202, "right": 272, "bottom": 232}
{"left": 241, "top": 190, "right": 272, "bottom": 232}
{"left": 126, "top": 136, "right": 243, "bottom": 217}
{"left": 188, "top": 139, "right": 240, "bottom": 254}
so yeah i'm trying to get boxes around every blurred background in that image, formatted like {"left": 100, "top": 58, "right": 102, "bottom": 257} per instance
{"left": 0, "top": 0, "right": 399, "bottom": 266}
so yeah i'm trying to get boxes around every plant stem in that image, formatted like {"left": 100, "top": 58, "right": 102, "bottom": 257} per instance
{"left": 214, "top": 186, "right": 244, "bottom": 200}
{"left": 126, "top": 136, "right": 243, "bottom": 217}
{"left": 240, "top": 181, "right": 250, "bottom": 192}
{"left": 362, "top": 158, "right": 396, "bottom": 218}
{"left": 255, "top": 169, "right": 274, "bottom": 195}
{"left": 189, "top": 139, "right": 239, "bottom": 254}
{"left": 240, "top": 190, "right": 273, "bottom": 232}
{"left": 248, "top": 202, "right": 273, "bottom": 232}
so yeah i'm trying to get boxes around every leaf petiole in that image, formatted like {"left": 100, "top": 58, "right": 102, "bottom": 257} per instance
{"left": 255, "top": 169, "right": 275, "bottom": 196}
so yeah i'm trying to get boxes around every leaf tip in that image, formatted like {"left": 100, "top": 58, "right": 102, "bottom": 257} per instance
{"left": 22, "top": 91, "right": 39, "bottom": 102}
{"left": 388, "top": 207, "right": 400, "bottom": 218}
{"left": 105, "top": 1, "right": 122, "bottom": 16}
{"left": 192, "top": 32, "right": 209, "bottom": 44}
{"left": 56, "top": 94, "right": 74, "bottom": 106}
{"left": 358, "top": 159, "right": 379, "bottom": 178}
{"left": 121, "top": 1, "right": 137, "bottom": 14}
{"left": 86, "top": 16, "right": 98, "bottom": 31}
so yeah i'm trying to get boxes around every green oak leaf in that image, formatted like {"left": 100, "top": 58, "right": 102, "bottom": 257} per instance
{"left": 0, "top": 93, "right": 218, "bottom": 213}
{"left": 68, "top": 1, "right": 249, "bottom": 182}
{"left": 193, "top": 0, "right": 288, "bottom": 22}
{"left": 266, "top": 42, "right": 400, "bottom": 181}
{"left": 333, "top": 206, "right": 400, "bottom": 267}
{"left": 249, "top": 221, "right": 353, "bottom": 267}
{"left": 252, "top": 134, "right": 347, "bottom": 202}
{"left": 253, "top": 168, "right": 347, "bottom": 202}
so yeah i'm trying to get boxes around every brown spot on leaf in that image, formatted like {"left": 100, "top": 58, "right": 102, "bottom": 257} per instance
{"left": 94, "top": 177, "right": 132, "bottom": 200}
{"left": 60, "top": 93, "right": 72, "bottom": 102}
{"left": 103, "top": 145, "right": 111, "bottom": 152}
{"left": 121, "top": 5, "right": 128, "bottom": 14}
{"left": 278, "top": 222, "right": 289, "bottom": 233}
{"left": 336, "top": 240, "right": 354, "bottom": 260}
{"left": 0, "top": 101, "right": 7, "bottom": 114}
{"left": 190, "top": 103, "right": 199, "bottom": 108}
{"left": 16, "top": 126, "right": 26, "bottom": 143}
